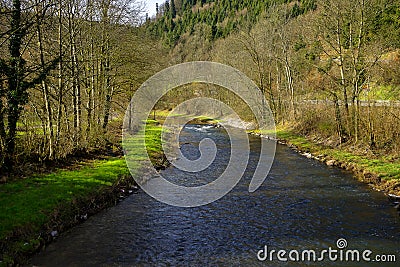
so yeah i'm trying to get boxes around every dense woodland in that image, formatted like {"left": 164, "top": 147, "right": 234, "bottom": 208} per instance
{"left": 1, "top": 0, "right": 400, "bottom": 172}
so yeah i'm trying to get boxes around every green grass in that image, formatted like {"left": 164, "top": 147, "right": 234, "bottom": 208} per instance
{"left": 360, "top": 85, "right": 400, "bottom": 100}
{"left": 251, "top": 127, "right": 400, "bottom": 182}
{"left": 284, "top": 130, "right": 400, "bottom": 181}
{"left": 326, "top": 150, "right": 400, "bottom": 180}
{"left": 153, "top": 110, "right": 220, "bottom": 125}
{"left": 0, "top": 158, "right": 130, "bottom": 240}
{"left": 145, "top": 122, "right": 164, "bottom": 158}
{"left": 154, "top": 110, "right": 185, "bottom": 118}
{"left": 193, "top": 115, "right": 220, "bottom": 124}
{"left": 123, "top": 120, "right": 164, "bottom": 162}
{"left": 0, "top": 120, "right": 164, "bottom": 264}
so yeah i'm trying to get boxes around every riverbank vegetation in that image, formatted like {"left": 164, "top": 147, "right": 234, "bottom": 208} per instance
{"left": 251, "top": 126, "right": 400, "bottom": 194}
{"left": 0, "top": 156, "right": 130, "bottom": 264}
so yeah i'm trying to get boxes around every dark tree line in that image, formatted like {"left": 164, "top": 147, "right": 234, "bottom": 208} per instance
{"left": 147, "top": 0, "right": 317, "bottom": 46}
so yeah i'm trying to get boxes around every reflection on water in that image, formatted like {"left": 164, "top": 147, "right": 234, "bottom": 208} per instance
{"left": 31, "top": 125, "right": 400, "bottom": 266}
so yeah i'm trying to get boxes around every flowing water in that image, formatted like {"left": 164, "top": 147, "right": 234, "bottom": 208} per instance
{"left": 31, "top": 125, "right": 400, "bottom": 266}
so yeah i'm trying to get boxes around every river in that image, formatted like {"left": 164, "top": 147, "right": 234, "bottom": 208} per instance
{"left": 31, "top": 124, "right": 400, "bottom": 266}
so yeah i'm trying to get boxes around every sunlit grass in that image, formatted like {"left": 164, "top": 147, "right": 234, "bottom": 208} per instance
{"left": 253, "top": 126, "right": 400, "bottom": 181}
{"left": 0, "top": 158, "right": 130, "bottom": 240}
{"left": 145, "top": 123, "right": 164, "bottom": 159}
{"left": 359, "top": 85, "right": 400, "bottom": 100}
{"left": 123, "top": 120, "right": 164, "bottom": 162}
{"left": 153, "top": 110, "right": 220, "bottom": 125}
{"left": 0, "top": 120, "right": 164, "bottom": 263}
{"left": 155, "top": 110, "right": 185, "bottom": 118}
{"left": 193, "top": 115, "right": 220, "bottom": 124}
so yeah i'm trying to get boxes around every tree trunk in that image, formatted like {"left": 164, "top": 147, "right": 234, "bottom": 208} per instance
{"left": 68, "top": 3, "right": 81, "bottom": 146}
{"left": 4, "top": 0, "right": 24, "bottom": 170}
{"left": 0, "top": 82, "right": 5, "bottom": 152}
{"left": 333, "top": 94, "right": 346, "bottom": 144}
{"left": 56, "top": 0, "right": 63, "bottom": 152}
{"left": 367, "top": 96, "right": 376, "bottom": 149}
{"left": 335, "top": 11, "right": 350, "bottom": 133}
{"left": 35, "top": 1, "right": 54, "bottom": 159}
{"left": 101, "top": 2, "right": 112, "bottom": 130}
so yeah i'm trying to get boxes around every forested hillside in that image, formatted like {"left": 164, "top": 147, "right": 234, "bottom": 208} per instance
{"left": 149, "top": 0, "right": 400, "bottom": 156}
{"left": 147, "top": 0, "right": 317, "bottom": 46}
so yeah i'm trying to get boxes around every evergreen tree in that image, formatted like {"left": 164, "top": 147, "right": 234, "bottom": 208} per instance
{"left": 147, "top": 0, "right": 321, "bottom": 47}
{"left": 171, "top": 0, "right": 177, "bottom": 18}
{"left": 165, "top": 1, "right": 170, "bottom": 15}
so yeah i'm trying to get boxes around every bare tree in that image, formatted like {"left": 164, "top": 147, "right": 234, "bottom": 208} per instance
{"left": 315, "top": 0, "right": 387, "bottom": 142}
{"left": 0, "top": 0, "right": 58, "bottom": 170}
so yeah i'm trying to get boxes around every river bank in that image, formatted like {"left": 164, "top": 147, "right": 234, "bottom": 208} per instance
{"left": 206, "top": 115, "right": 400, "bottom": 203}
{"left": 249, "top": 126, "right": 400, "bottom": 199}
{"left": 162, "top": 113, "right": 400, "bottom": 204}
{"left": 0, "top": 121, "right": 165, "bottom": 266}
{"left": 0, "top": 157, "right": 132, "bottom": 266}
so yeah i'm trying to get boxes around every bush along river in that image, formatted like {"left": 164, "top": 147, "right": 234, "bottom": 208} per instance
{"left": 30, "top": 124, "right": 400, "bottom": 266}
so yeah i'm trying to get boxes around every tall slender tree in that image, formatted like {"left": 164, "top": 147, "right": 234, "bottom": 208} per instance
{"left": 171, "top": 0, "right": 176, "bottom": 18}
{"left": 1, "top": 0, "right": 58, "bottom": 170}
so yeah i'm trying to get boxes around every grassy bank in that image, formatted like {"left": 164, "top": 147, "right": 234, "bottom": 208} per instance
{"left": 0, "top": 121, "right": 164, "bottom": 266}
{"left": 252, "top": 126, "right": 400, "bottom": 196}
{"left": 0, "top": 158, "right": 131, "bottom": 265}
